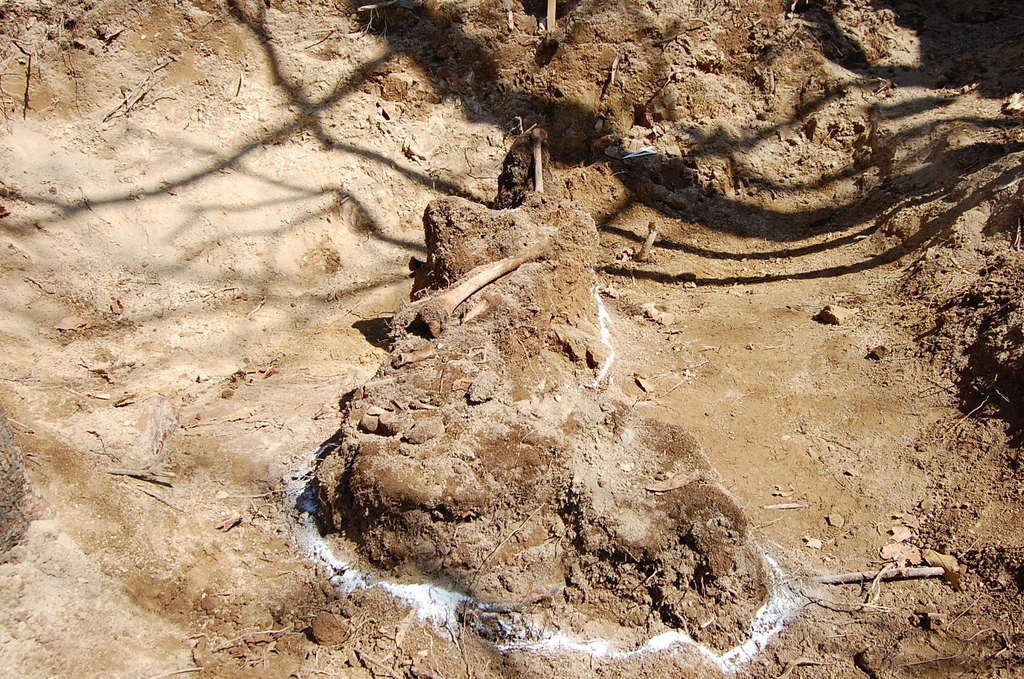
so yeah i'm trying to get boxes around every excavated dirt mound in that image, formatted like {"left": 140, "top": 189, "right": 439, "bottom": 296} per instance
{"left": 316, "top": 171, "right": 771, "bottom": 650}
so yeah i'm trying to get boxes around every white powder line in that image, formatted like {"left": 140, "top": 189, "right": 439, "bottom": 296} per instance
{"left": 586, "top": 287, "right": 616, "bottom": 388}
{"left": 294, "top": 518, "right": 802, "bottom": 674}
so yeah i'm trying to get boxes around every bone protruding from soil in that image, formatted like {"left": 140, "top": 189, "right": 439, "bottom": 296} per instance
{"left": 531, "top": 128, "right": 547, "bottom": 193}
{"left": 414, "top": 240, "right": 548, "bottom": 337}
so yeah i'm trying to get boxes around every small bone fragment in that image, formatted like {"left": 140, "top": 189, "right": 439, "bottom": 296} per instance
{"left": 637, "top": 223, "right": 658, "bottom": 262}
{"left": 393, "top": 346, "right": 437, "bottom": 368}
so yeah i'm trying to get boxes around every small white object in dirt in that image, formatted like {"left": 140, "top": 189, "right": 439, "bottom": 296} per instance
{"left": 1004, "top": 92, "right": 1024, "bottom": 117}
{"left": 804, "top": 537, "right": 823, "bottom": 550}
{"left": 587, "top": 288, "right": 616, "bottom": 388}
{"left": 622, "top": 146, "right": 658, "bottom": 159}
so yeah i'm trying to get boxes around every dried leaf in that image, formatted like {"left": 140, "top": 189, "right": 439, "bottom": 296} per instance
{"left": 890, "top": 525, "right": 913, "bottom": 543}
{"left": 217, "top": 515, "right": 243, "bottom": 531}
{"left": 645, "top": 470, "right": 702, "bottom": 493}
{"left": 880, "top": 542, "right": 921, "bottom": 564}
{"left": 634, "top": 376, "right": 654, "bottom": 393}
{"left": 922, "top": 549, "right": 962, "bottom": 590}
{"left": 56, "top": 316, "right": 91, "bottom": 331}
{"left": 226, "top": 406, "right": 257, "bottom": 421}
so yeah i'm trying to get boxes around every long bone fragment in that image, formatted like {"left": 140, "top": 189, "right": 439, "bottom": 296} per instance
{"left": 531, "top": 128, "right": 547, "bottom": 193}
{"left": 415, "top": 240, "right": 549, "bottom": 337}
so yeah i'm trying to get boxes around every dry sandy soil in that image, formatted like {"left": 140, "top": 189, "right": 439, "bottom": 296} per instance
{"left": 2, "top": 0, "right": 1024, "bottom": 677}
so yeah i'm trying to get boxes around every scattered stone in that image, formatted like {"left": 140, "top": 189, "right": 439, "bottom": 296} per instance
{"left": 402, "top": 139, "right": 429, "bottom": 162}
{"left": 0, "top": 404, "right": 29, "bottom": 556}
{"left": 866, "top": 345, "right": 889, "bottom": 360}
{"left": 804, "top": 537, "right": 823, "bottom": 550}
{"left": 890, "top": 525, "right": 913, "bottom": 542}
{"left": 403, "top": 417, "right": 445, "bottom": 444}
{"left": 826, "top": 513, "right": 845, "bottom": 528}
{"left": 921, "top": 603, "right": 948, "bottom": 631}
{"left": 585, "top": 342, "right": 609, "bottom": 370}
{"left": 643, "top": 303, "right": 674, "bottom": 326}
{"left": 815, "top": 305, "right": 857, "bottom": 325}
{"left": 376, "top": 411, "right": 406, "bottom": 437}
{"left": 310, "top": 611, "right": 351, "bottom": 646}
{"left": 468, "top": 370, "right": 500, "bottom": 404}
{"left": 359, "top": 412, "right": 379, "bottom": 434}
{"left": 55, "top": 316, "right": 91, "bottom": 331}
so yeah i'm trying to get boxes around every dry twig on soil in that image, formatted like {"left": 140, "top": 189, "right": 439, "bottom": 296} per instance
{"left": 103, "top": 60, "right": 173, "bottom": 122}
{"left": 813, "top": 566, "right": 945, "bottom": 585}
{"left": 355, "top": 648, "right": 404, "bottom": 679}
{"left": 11, "top": 41, "right": 32, "bottom": 120}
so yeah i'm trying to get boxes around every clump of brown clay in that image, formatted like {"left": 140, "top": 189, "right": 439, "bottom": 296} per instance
{"left": 316, "top": 133, "right": 771, "bottom": 651}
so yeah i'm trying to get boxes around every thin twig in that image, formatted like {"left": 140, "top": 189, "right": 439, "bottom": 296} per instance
{"left": 213, "top": 626, "right": 292, "bottom": 652}
{"left": 944, "top": 392, "right": 991, "bottom": 435}
{"left": 472, "top": 503, "right": 546, "bottom": 587}
{"left": 813, "top": 566, "right": 945, "bottom": 585}
{"left": 107, "top": 467, "right": 175, "bottom": 486}
{"left": 12, "top": 41, "right": 31, "bottom": 119}
{"left": 144, "top": 668, "right": 202, "bottom": 679}
{"left": 134, "top": 485, "right": 186, "bottom": 513}
{"left": 355, "top": 649, "right": 403, "bottom": 679}
{"left": 779, "top": 658, "right": 824, "bottom": 678}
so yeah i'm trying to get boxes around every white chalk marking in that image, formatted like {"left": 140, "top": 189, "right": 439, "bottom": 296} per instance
{"left": 587, "top": 288, "right": 616, "bottom": 388}
{"left": 295, "top": 516, "right": 801, "bottom": 673}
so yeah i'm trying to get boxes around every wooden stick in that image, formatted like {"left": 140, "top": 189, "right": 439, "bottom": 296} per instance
{"left": 355, "top": 649, "right": 404, "bottom": 679}
{"left": 12, "top": 41, "right": 31, "bottom": 120}
{"left": 415, "top": 241, "right": 548, "bottom": 337}
{"left": 813, "top": 566, "right": 945, "bottom": 585}
{"left": 531, "top": 128, "right": 547, "bottom": 193}
{"left": 546, "top": 0, "right": 557, "bottom": 33}
{"left": 107, "top": 467, "right": 175, "bottom": 486}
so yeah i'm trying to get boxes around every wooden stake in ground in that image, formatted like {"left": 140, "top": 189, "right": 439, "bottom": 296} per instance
{"left": 414, "top": 241, "right": 549, "bottom": 337}
{"left": 546, "top": 0, "right": 556, "bottom": 33}
{"left": 531, "top": 128, "right": 547, "bottom": 193}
